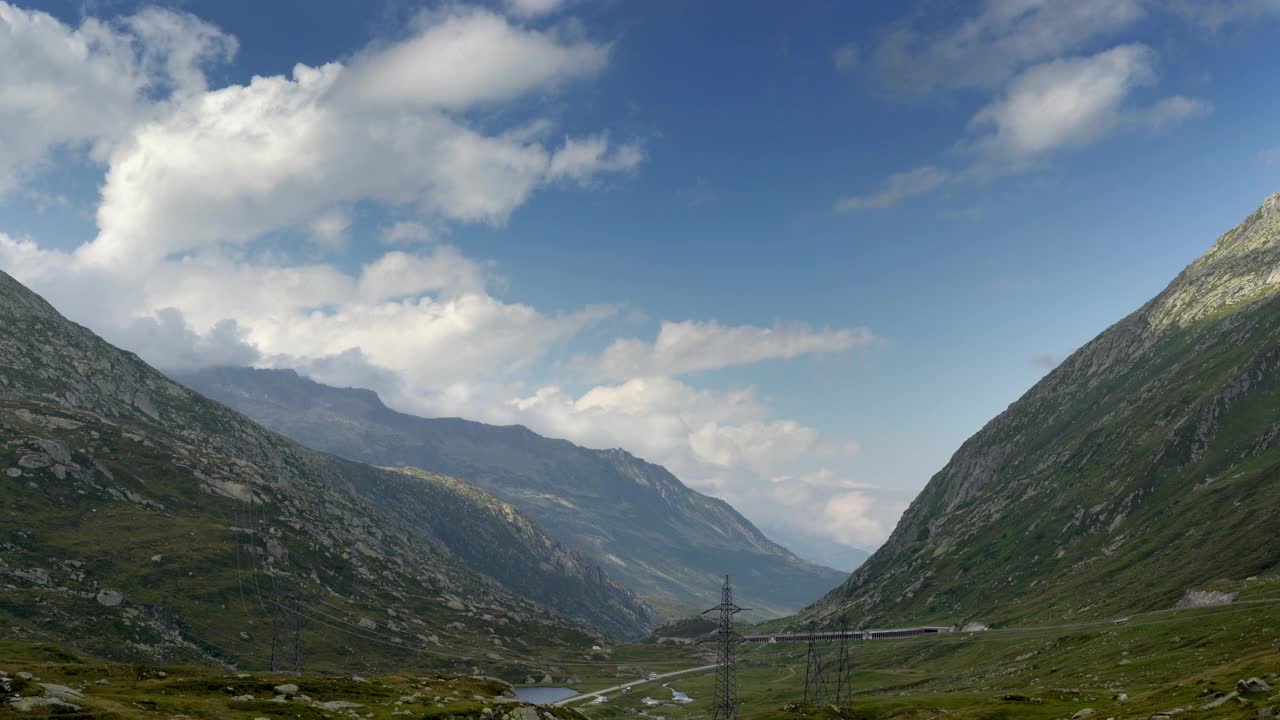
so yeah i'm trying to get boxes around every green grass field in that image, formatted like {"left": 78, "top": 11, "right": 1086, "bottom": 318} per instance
{"left": 5, "top": 577, "right": 1279, "bottom": 719}
{"left": 572, "top": 576, "right": 1280, "bottom": 720}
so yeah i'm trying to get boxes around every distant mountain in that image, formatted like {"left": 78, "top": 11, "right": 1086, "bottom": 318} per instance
{"left": 339, "top": 463, "right": 654, "bottom": 638}
{"left": 757, "top": 523, "right": 870, "bottom": 573}
{"left": 0, "top": 268, "right": 649, "bottom": 672}
{"left": 809, "top": 190, "right": 1280, "bottom": 628}
{"left": 174, "top": 367, "right": 847, "bottom": 619}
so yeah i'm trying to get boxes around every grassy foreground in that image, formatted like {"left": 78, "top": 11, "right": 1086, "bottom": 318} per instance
{"left": 5, "top": 578, "right": 1280, "bottom": 719}
{"left": 0, "top": 641, "right": 593, "bottom": 719}
{"left": 577, "top": 576, "right": 1280, "bottom": 720}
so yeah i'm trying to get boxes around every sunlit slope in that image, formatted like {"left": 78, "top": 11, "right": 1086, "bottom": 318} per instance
{"left": 812, "top": 190, "right": 1280, "bottom": 628}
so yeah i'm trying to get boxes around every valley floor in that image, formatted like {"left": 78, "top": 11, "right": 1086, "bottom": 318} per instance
{"left": 574, "top": 575, "right": 1280, "bottom": 720}
{"left": 0, "top": 648, "right": 587, "bottom": 720}
{"left": 5, "top": 576, "right": 1280, "bottom": 719}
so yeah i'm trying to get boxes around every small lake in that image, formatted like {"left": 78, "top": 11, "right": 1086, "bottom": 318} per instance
{"left": 514, "top": 687, "right": 579, "bottom": 705}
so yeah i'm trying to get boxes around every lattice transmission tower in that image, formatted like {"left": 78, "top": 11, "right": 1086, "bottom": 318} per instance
{"left": 802, "top": 621, "right": 829, "bottom": 705}
{"left": 804, "top": 621, "right": 856, "bottom": 710}
{"left": 831, "top": 621, "right": 853, "bottom": 709}
{"left": 702, "top": 576, "right": 748, "bottom": 720}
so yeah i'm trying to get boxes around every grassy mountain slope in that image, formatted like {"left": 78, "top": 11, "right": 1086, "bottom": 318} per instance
{"left": 174, "top": 368, "right": 847, "bottom": 619}
{"left": 341, "top": 463, "right": 655, "bottom": 638}
{"left": 809, "top": 190, "right": 1280, "bottom": 629}
{"left": 0, "top": 268, "right": 646, "bottom": 672}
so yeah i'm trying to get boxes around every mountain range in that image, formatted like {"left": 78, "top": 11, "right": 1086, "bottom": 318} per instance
{"left": 0, "top": 267, "right": 649, "bottom": 672}
{"left": 174, "top": 367, "right": 848, "bottom": 619}
{"left": 809, "top": 190, "right": 1280, "bottom": 628}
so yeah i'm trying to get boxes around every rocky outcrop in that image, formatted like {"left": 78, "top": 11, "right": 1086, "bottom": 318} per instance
{"left": 1174, "top": 590, "right": 1236, "bottom": 609}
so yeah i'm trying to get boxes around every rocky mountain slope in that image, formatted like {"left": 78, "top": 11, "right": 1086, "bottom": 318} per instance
{"left": 809, "top": 190, "right": 1280, "bottom": 629}
{"left": 173, "top": 368, "right": 847, "bottom": 619}
{"left": 339, "top": 463, "right": 654, "bottom": 638}
{"left": 0, "top": 268, "right": 651, "bottom": 672}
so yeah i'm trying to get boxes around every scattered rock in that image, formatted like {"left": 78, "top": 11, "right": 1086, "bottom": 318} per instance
{"left": 16, "top": 568, "right": 50, "bottom": 586}
{"left": 38, "top": 683, "right": 84, "bottom": 702}
{"left": 232, "top": 694, "right": 255, "bottom": 702}
{"left": 315, "top": 700, "right": 364, "bottom": 710}
{"left": 16, "top": 672, "right": 33, "bottom": 680}
{"left": 8, "top": 696, "right": 81, "bottom": 712}
{"left": 1176, "top": 590, "right": 1237, "bottom": 609}
{"left": 265, "top": 537, "right": 288, "bottom": 563}
{"left": 96, "top": 589, "right": 125, "bottom": 608}
{"left": 1241, "top": 678, "right": 1273, "bottom": 694}
{"left": 18, "top": 453, "right": 51, "bottom": 469}
{"left": 1072, "top": 709, "right": 1095, "bottom": 719}
{"left": 1115, "top": 693, "right": 1128, "bottom": 702}
{"left": 274, "top": 683, "right": 299, "bottom": 696}
{"left": 357, "top": 617, "right": 377, "bottom": 630}
{"left": 37, "top": 439, "right": 72, "bottom": 464}
{"left": 1202, "top": 692, "right": 1237, "bottom": 710}
{"left": 5, "top": 468, "right": 20, "bottom": 478}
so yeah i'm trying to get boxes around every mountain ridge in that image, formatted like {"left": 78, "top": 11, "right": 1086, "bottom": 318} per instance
{"left": 808, "top": 189, "right": 1280, "bottom": 629}
{"left": 0, "top": 267, "right": 650, "bottom": 671}
{"left": 174, "top": 366, "right": 848, "bottom": 619}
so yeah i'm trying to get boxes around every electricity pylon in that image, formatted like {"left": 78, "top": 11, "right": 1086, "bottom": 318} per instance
{"left": 803, "top": 621, "right": 829, "bottom": 705}
{"left": 832, "top": 621, "right": 853, "bottom": 709}
{"left": 702, "top": 576, "right": 748, "bottom": 720}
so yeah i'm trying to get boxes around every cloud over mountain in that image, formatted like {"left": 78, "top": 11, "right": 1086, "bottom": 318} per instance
{"left": 0, "top": 1, "right": 894, "bottom": 563}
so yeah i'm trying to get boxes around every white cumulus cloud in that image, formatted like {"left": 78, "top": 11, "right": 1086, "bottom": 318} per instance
{"left": 0, "top": 2, "right": 234, "bottom": 192}
{"left": 78, "top": 8, "right": 637, "bottom": 274}
{"left": 578, "top": 320, "right": 877, "bottom": 381}
{"left": 967, "top": 44, "right": 1206, "bottom": 164}
{"left": 0, "top": 1, "right": 898, "bottom": 562}
{"left": 835, "top": 3, "right": 1213, "bottom": 210}
{"left": 339, "top": 7, "right": 606, "bottom": 110}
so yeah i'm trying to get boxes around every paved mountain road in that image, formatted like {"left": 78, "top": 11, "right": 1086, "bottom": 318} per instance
{"left": 552, "top": 664, "right": 717, "bottom": 706}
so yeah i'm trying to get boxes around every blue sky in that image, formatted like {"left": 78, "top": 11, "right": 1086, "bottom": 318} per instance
{"left": 1, "top": 0, "right": 1278, "bottom": 570}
